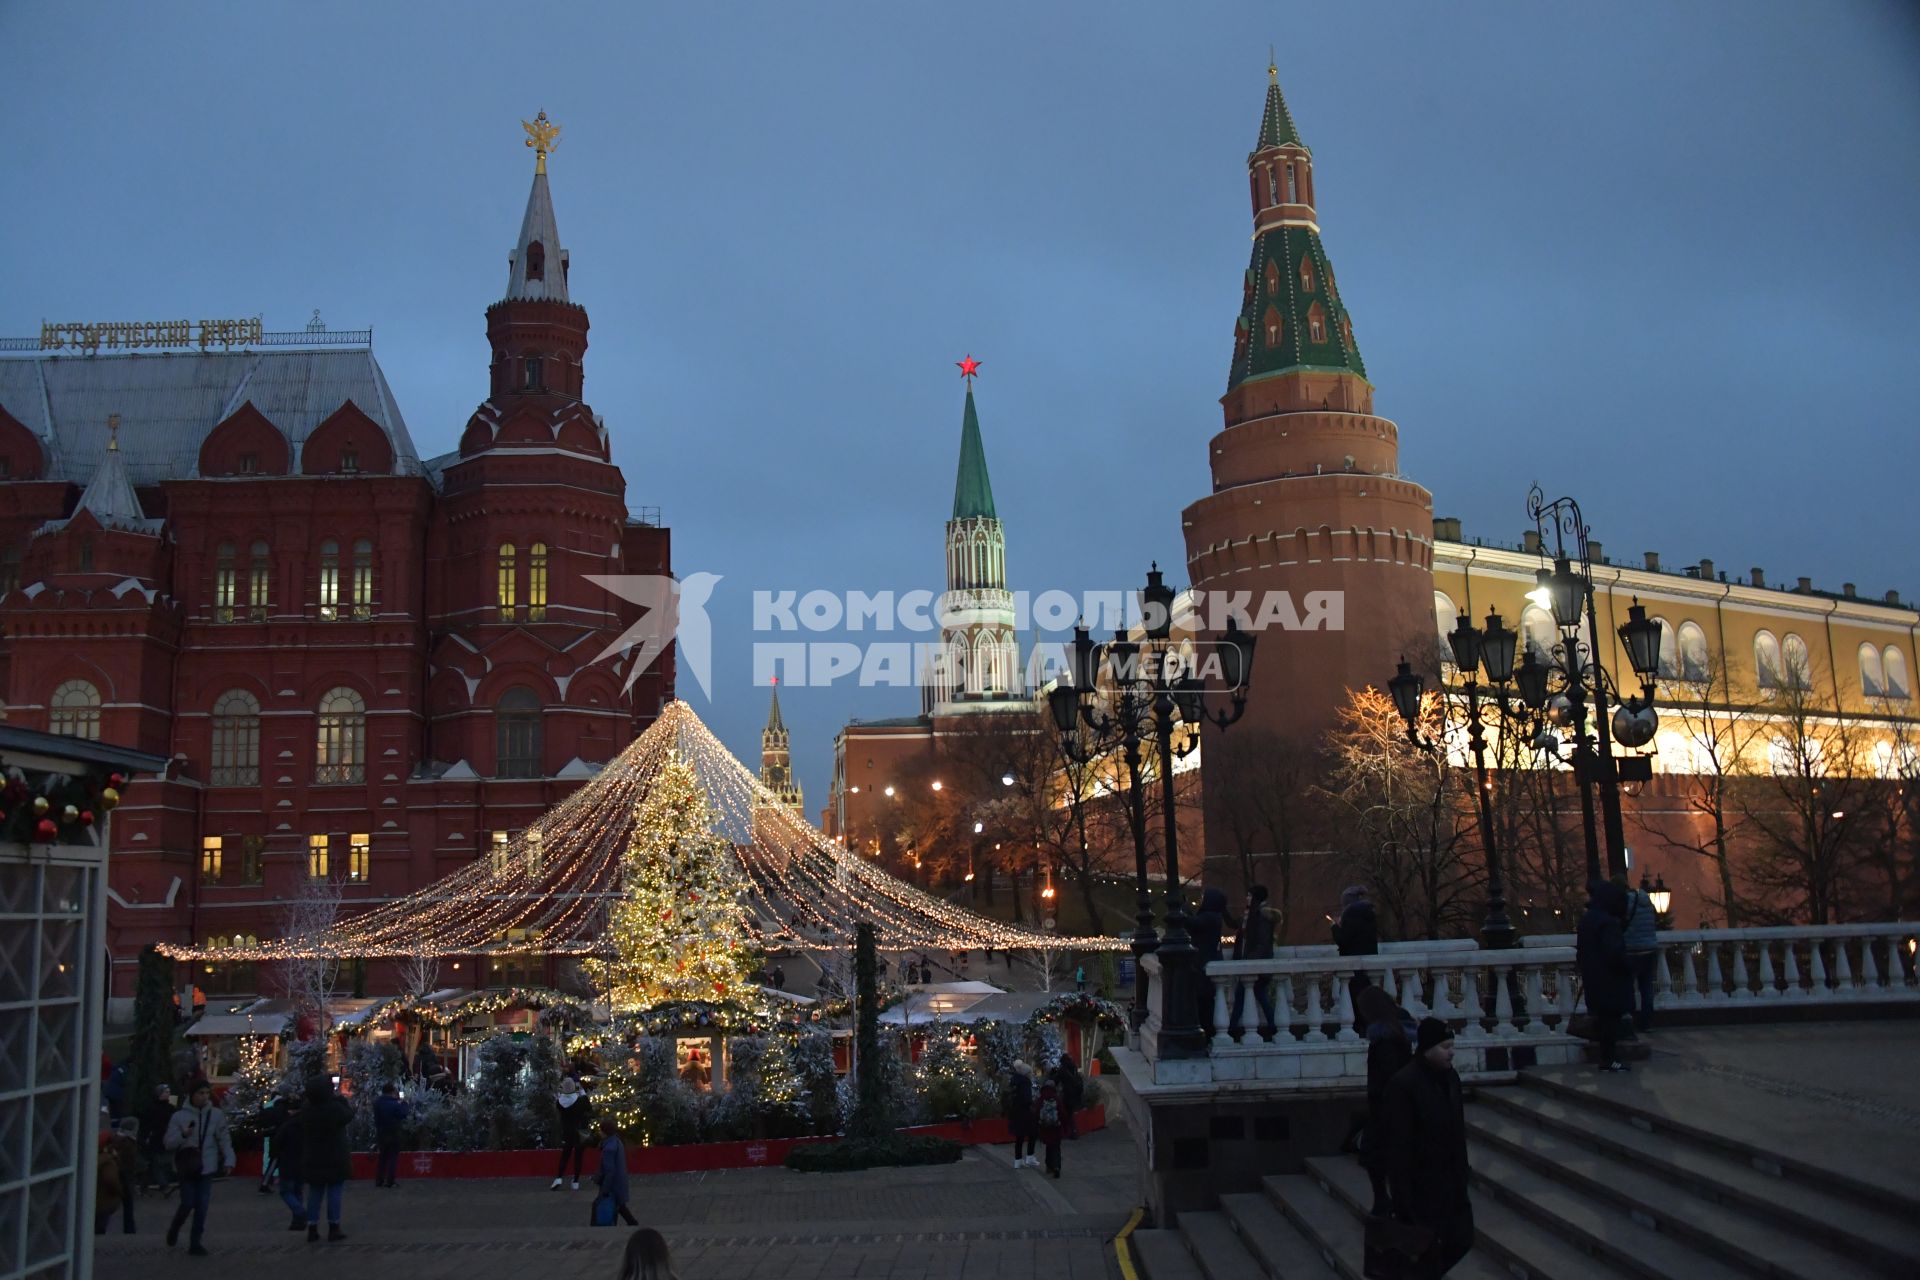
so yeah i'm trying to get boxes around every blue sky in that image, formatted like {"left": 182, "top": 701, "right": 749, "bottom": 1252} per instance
{"left": 5, "top": 1, "right": 1917, "bottom": 809}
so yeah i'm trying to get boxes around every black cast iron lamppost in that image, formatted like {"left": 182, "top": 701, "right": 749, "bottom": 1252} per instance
{"left": 1519, "top": 487, "right": 1665, "bottom": 884}
{"left": 1388, "top": 606, "right": 1522, "bottom": 949}
{"left": 1050, "top": 564, "right": 1255, "bottom": 1056}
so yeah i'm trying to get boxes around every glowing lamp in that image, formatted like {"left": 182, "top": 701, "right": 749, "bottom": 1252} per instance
{"left": 1001, "top": 773, "right": 1015, "bottom": 787}
{"left": 1647, "top": 875, "right": 1672, "bottom": 916}
{"left": 1387, "top": 658, "right": 1424, "bottom": 731}
{"left": 1479, "top": 610, "right": 1518, "bottom": 685}
{"left": 930, "top": 781, "right": 943, "bottom": 792}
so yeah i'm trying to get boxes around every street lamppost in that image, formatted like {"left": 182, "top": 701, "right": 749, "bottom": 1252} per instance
{"left": 1387, "top": 605, "right": 1523, "bottom": 949}
{"left": 1048, "top": 564, "right": 1255, "bottom": 1057}
{"left": 1520, "top": 487, "right": 1665, "bottom": 884}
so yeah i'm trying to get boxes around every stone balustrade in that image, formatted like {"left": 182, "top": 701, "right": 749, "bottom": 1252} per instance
{"left": 1520, "top": 921, "right": 1920, "bottom": 1006}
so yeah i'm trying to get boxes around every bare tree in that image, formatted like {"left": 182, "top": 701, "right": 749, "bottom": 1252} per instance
{"left": 1205, "top": 727, "right": 1323, "bottom": 938}
{"left": 396, "top": 953, "right": 441, "bottom": 999}
{"left": 1863, "top": 700, "right": 1920, "bottom": 919}
{"left": 276, "top": 873, "right": 344, "bottom": 1036}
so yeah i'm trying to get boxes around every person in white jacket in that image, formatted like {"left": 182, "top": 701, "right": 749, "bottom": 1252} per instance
{"left": 163, "top": 1079, "right": 235, "bottom": 1256}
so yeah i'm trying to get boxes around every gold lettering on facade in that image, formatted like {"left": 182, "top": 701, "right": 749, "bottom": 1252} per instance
{"left": 38, "top": 318, "right": 263, "bottom": 353}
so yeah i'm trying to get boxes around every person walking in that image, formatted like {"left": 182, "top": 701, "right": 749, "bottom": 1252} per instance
{"left": 618, "top": 1226, "right": 680, "bottom": 1279}
{"left": 273, "top": 1096, "right": 308, "bottom": 1230}
{"left": 552, "top": 1077, "right": 595, "bottom": 1190}
{"left": 1006, "top": 1061, "right": 1038, "bottom": 1168}
{"left": 372, "top": 1083, "right": 408, "bottom": 1188}
{"left": 139, "top": 1084, "right": 177, "bottom": 1193}
{"left": 1334, "top": 885, "right": 1380, "bottom": 1035}
{"left": 108, "top": 1118, "right": 140, "bottom": 1234}
{"left": 1623, "top": 879, "right": 1660, "bottom": 1033}
{"left": 1034, "top": 1078, "right": 1065, "bottom": 1179}
{"left": 1379, "top": 1018, "right": 1474, "bottom": 1278}
{"left": 298, "top": 1075, "right": 354, "bottom": 1242}
{"left": 1051, "top": 1054, "right": 1084, "bottom": 1140}
{"left": 163, "top": 1078, "right": 235, "bottom": 1256}
{"left": 594, "top": 1119, "right": 639, "bottom": 1227}
{"left": 1356, "top": 985, "right": 1416, "bottom": 1215}
{"left": 1578, "top": 882, "right": 1633, "bottom": 1072}
{"left": 1230, "top": 885, "right": 1281, "bottom": 1036}
{"left": 1074, "top": 964, "right": 1086, "bottom": 993}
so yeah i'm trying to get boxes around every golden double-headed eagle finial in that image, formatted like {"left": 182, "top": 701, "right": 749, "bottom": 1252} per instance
{"left": 522, "top": 110, "right": 562, "bottom": 175}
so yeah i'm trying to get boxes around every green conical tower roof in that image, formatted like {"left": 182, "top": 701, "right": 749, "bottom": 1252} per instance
{"left": 765, "top": 683, "right": 786, "bottom": 736}
{"left": 951, "top": 386, "right": 998, "bottom": 521}
{"left": 1255, "top": 60, "right": 1304, "bottom": 151}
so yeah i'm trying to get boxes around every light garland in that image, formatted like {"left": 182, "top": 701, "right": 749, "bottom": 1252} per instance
{"left": 158, "top": 700, "right": 1129, "bottom": 963}
{"left": 343, "top": 985, "right": 593, "bottom": 1035}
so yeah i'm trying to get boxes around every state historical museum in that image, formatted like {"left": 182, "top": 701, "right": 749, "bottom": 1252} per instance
{"left": 0, "top": 122, "right": 672, "bottom": 997}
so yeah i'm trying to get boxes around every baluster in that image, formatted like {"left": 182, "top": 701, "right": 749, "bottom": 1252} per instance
{"left": 1706, "top": 943, "right": 1727, "bottom": 1000}
{"left": 1334, "top": 969, "right": 1360, "bottom": 1043}
{"left": 1211, "top": 975, "right": 1235, "bottom": 1049}
{"left": 1809, "top": 940, "right": 1830, "bottom": 1001}
{"left": 1274, "top": 975, "right": 1298, "bottom": 1043}
{"left": 1758, "top": 940, "right": 1779, "bottom": 999}
{"left": 1457, "top": 969, "right": 1486, "bottom": 1039}
{"left": 1524, "top": 966, "right": 1549, "bottom": 1035}
{"left": 1429, "top": 968, "right": 1457, "bottom": 1020}
{"left": 1653, "top": 945, "right": 1673, "bottom": 1001}
{"left": 1301, "top": 974, "right": 1329, "bottom": 1043}
{"left": 1731, "top": 942, "right": 1753, "bottom": 1000}
{"left": 1834, "top": 939, "right": 1855, "bottom": 998}
{"left": 1556, "top": 963, "right": 1578, "bottom": 1026}
{"left": 1399, "top": 968, "right": 1425, "bottom": 1019}
{"left": 1493, "top": 965, "right": 1518, "bottom": 1037}
{"left": 1783, "top": 941, "right": 1804, "bottom": 998}
{"left": 1860, "top": 937, "right": 1882, "bottom": 994}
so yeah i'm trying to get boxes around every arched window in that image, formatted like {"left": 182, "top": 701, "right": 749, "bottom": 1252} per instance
{"left": 1299, "top": 254, "right": 1316, "bottom": 293}
{"left": 528, "top": 543, "right": 548, "bottom": 621}
{"left": 315, "top": 687, "right": 366, "bottom": 783}
{"left": 211, "top": 689, "right": 260, "bottom": 787}
{"left": 523, "top": 357, "right": 543, "bottom": 391}
{"left": 215, "top": 542, "right": 237, "bottom": 622}
{"left": 496, "top": 686, "right": 542, "bottom": 778}
{"left": 1265, "top": 167, "right": 1279, "bottom": 206}
{"left": 318, "top": 539, "right": 340, "bottom": 620}
{"left": 1885, "top": 646, "right": 1911, "bottom": 700}
{"left": 1286, "top": 162, "right": 1298, "bottom": 204}
{"left": 1653, "top": 616, "right": 1678, "bottom": 680}
{"left": 498, "top": 544, "right": 517, "bottom": 620}
{"left": 1521, "top": 605, "right": 1557, "bottom": 663}
{"left": 1754, "top": 631, "right": 1782, "bottom": 690}
{"left": 1782, "top": 633, "right": 1812, "bottom": 690}
{"left": 1677, "top": 621, "right": 1710, "bottom": 684}
{"left": 351, "top": 538, "right": 373, "bottom": 619}
{"left": 1433, "top": 592, "right": 1460, "bottom": 670}
{"left": 248, "top": 540, "right": 270, "bottom": 619}
{"left": 49, "top": 679, "right": 100, "bottom": 740}
{"left": 1860, "top": 642, "right": 1886, "bottom": 698}
{"left": 1307, "top": 304, "right": 1327, "bottom": 343}
{"left": 1263, "top": 304, "right": 1283, "bottom": 346}
{"left": 1264, "top": 260, "right": 1280, "bottom": 297}
{"left": 526, "top": 240, "right": 545, "bottom": 281}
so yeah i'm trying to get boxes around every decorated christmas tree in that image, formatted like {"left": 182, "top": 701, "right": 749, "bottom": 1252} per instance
{"left": 585, "top": 751, "right": 757, "bottom": 1012}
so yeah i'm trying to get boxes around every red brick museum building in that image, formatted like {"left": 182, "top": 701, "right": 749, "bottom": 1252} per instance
{"left": 0, "top": 142, "right": 672, "bottom": 996}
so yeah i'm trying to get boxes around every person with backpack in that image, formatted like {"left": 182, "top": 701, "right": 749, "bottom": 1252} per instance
{"left": 1006, "top": 1061, "right": 1038, "bottom": 1168}
{"left": 163, "top": 1078, "right": 235, "bottom": 1256}
{"left": 1051, "top": 1054, "right": 1085, "bottom": 1139}
{"left": 1034, "top": 1078, "right": 1065, "bottom": 1179}
{"left": 1623, "top": 878, "right": 1660, "bottom": 1032}
{"left": 593, "top": 1118, "right": 639, "bottom": 1226}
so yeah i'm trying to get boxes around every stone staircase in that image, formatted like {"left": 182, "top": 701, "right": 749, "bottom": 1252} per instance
{"left": 1129, "top": 1067, "right": 1920, "bottom": 1279}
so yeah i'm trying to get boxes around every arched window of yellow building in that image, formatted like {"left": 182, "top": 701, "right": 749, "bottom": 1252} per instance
{"left": 1433, "top": 592, "right": 1459, "bottom": 670}
{"left": 1782, "top": 633, "right": 1812, "bottom": 690}
{"left": 1860, "top": 642, "right": 1886, "bottom": 698}
{"left": 1884, "top": 647, "right": 1911, "bottom": 700}
{"left": 1754, "top": 631, "right": 1782, "bottom": 690}
{"left": 1521, "top": 606, "right": 1557, "bottom": 663}
{"left": 1677, "top": 621, "right": 1710, "bottom": 684}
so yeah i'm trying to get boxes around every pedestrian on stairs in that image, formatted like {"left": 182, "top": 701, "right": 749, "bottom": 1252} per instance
{"left": 1379, "top": 1018, "right": 1473, "bottom": 1278}
{"left": 1578, "top": 881, "right": 1633, "bottom": 1072}
{"left": 1356, "top": 984, "right": 1415, "bottom": 1216}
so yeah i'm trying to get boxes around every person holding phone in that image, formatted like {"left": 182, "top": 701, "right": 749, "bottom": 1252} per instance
{"left": 163, "top": 1079, "right": 234, "bottom": 1256}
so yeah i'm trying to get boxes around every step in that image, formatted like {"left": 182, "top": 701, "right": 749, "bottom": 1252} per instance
{"left": 1475, "top": 1088, "right": 1920, "bottom": 1274}
{"left": 1217, "top": 1192, "right": 1338, "bottom": 1278}
{"left": 1302, "top": 1154, "right": 1621, "bottom": 1280}
{"left": 1176, "top": 1210, "right": 1268, "bottom": 1280}
{"left": 1517, "top": 1067, "right": 1920, "bottom": 1219}
{"left": 1131, "top": 1227, "right": 1207, "bottom": 1280}
{"left": 1467, "top": 1109, "right": 1876, "bottom": 1280}
{"left": 1465, "top": 1141, "right": 1753, "bottom": 1280}
{"left": 1262, "top": 1172, "right": 1509, "bottom": 1280}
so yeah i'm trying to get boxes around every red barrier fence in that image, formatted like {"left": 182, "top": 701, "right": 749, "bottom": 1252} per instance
{"left": 234, "top": 1105, "right": 1105, "bottom": 1179}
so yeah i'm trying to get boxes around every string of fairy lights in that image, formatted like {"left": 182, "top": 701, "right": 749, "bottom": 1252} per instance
{"left": 158, "top": 700, "right": 1126, "bottom": 963}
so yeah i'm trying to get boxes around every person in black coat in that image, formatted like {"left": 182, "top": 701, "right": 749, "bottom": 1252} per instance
{"left": 138, "top": 1086, "right": 177, "bottom": 1192}
{"left": 1006, "top": 1062, "right": 1038, "bottom": 1168}
{"left": 1379, "top": 1018, "right": 1474, "bottom": 1277}
{"left": 297, "top": 1076, "right": 354, "bottom": 1242}
{"left": 1356, "top": 985, "right": 1415, "bottom": 1215}
{"left": 1190, "top": 887, "right": 1228, "bottom": 1033}
{"left": 1577, "top": 881, "right": 1633, "bottom": 1072}
{"left": 273, "top": 1097, "right": 307, "bottom": 1230}
{"left": 1334, "top": 885, "right": 1380, "bottom": 1035}
{"left": 1050, "top": 1054, "right": 1085, "bottom": 1140}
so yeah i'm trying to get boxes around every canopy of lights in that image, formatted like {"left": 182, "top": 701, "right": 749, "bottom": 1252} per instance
{"left": 159, "top": 700, "right": 1125, "bottom": 962}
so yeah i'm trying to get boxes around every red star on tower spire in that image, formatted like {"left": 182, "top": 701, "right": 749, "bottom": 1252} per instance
{"left": 956, "top": 354, "right": 982, "bottom": 383}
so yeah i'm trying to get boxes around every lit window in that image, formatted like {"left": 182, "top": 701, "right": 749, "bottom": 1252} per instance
{"left": 1754, "top": 631, "right": 1782, "bottom": 690}
{"left": 498, "top": 544, "right": 517, "bottom": 621}
{"left": 351, "top": 538, "right": 373, "bottom": 619}
{"left": 49, "top": 679, "right": 101, "bottom": 739}
{"left": 497, "top": 686, "right": 542, "bottom": 778}
{"left": 1860, "top": 642, "right": 1886, "bottom": 698}
{"left": 318, "top": 539, "right": 340, "bottom": 620}
{"left": 1783, "top": 633, "right": 1812, "bottom": 690}
{"left": 491, "top": 830, "right": 511, "bottom": 875}
{"left": 201, "top": 836, "right": 223, "bottom": 883}
{"left": 1885, "top": 646, "right": 1911, "bottom": 700}
{"left": 348, "top": 833, "right": 370, "bottom": 883}
{"left": 315, "top": 686, "right": 366, "bottom": 783}
{"left": 211, "top": 689, "right": 260, "bottom": 786}
{"left": 248, "top": 540, "right": 270, "bottom": 619}
{"left": 528, "top": 543, "right": 548, "bottom": 621}
{"left": 1654, "top": 616, "right": 1678, "bottom": 680}
{"left": 1434, "top": 592, "right": 1459, "bottom": 671}
{"left": 215, "top": 542, "right": 237, "bottom": 622}
{"left": 1299, "top": 255, "right": 1315, "bottom": 293}
{"left": 308, "top": 833, "right": 330, "bottom": 878}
